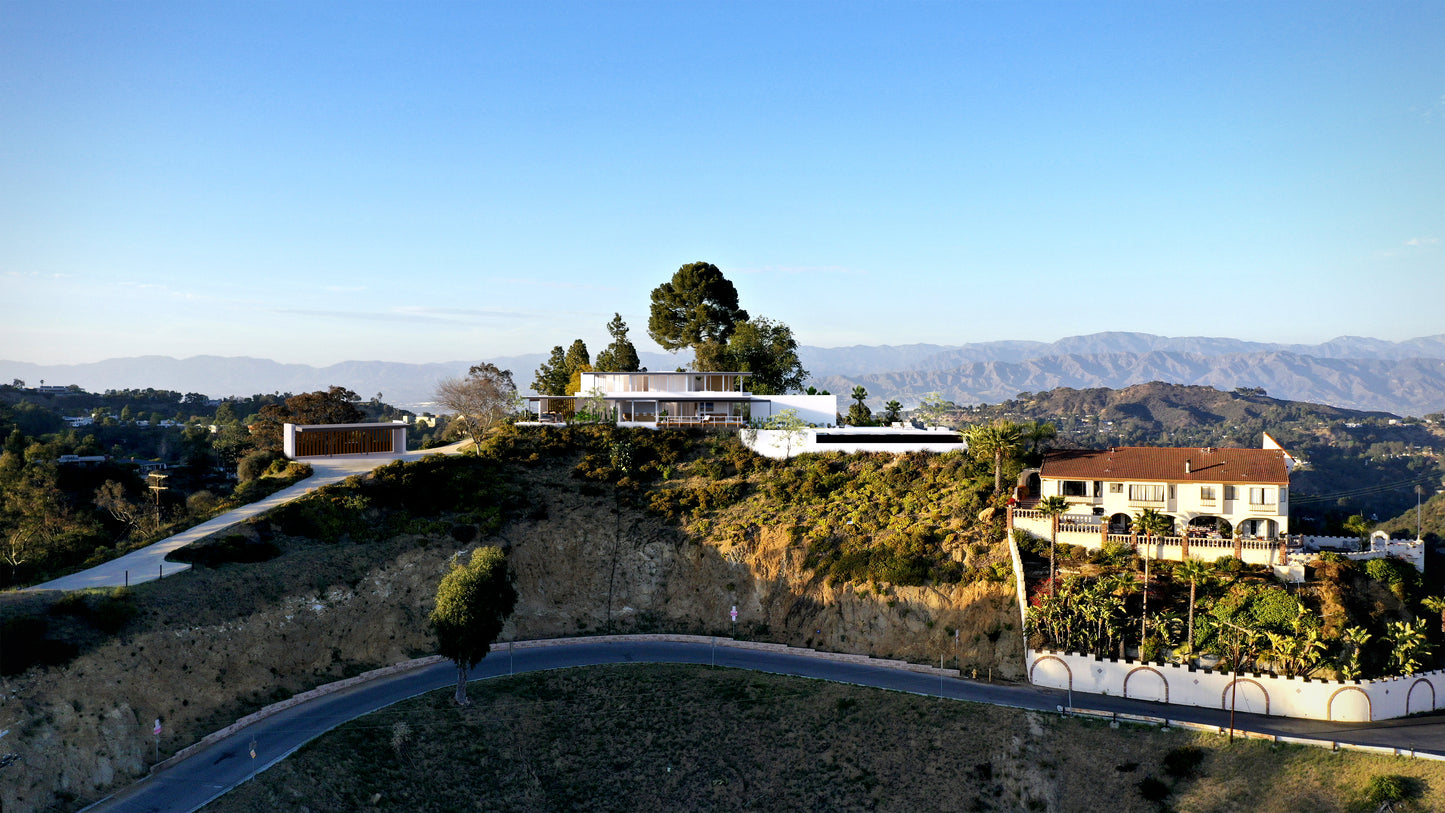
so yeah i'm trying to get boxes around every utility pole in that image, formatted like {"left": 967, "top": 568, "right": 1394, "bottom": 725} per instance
{"left": 1417, "top": 485, "right": 1426, "bottom": 539}
{"left": 146, "top": 472, "right": 169, "bottom": 534}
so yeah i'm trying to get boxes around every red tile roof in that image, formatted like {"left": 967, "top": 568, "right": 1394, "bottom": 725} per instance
{"left": 1040, "top": 447, "right": 1290, "bottom": 484}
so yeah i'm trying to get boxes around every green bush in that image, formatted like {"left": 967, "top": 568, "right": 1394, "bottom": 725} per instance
{"left": 1363, "top": 774, "right": 1418, "bottom": 806}
{"left": 237, "top": 449, "right": 282, "bottom": 482}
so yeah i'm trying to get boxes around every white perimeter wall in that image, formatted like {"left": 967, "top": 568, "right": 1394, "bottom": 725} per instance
{"left": 1028, "top": 649, "right": 1445, "bottom": 722}
{"left": 749, "top": 394, "right": 838, "bottom": 427}
{"left": 744, "top": 428, "right": 967, "bottom": 460}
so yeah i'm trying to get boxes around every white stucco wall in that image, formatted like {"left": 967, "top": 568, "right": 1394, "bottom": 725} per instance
{"left": 1028, "top": 649, "right": 1445, "bottom": 722}
{"left": 748, "top": 394, "right": 839, "bottom": 427}
{"left": 1037, "top": 478, "right": 1288, "bottom": 535}
{"left": 743, "top": 427, "right": 967, "bottom": 460}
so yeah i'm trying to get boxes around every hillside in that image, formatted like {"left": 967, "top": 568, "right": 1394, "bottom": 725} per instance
{"left": 1, "top": 426, "right": 1017, "bottom": 812}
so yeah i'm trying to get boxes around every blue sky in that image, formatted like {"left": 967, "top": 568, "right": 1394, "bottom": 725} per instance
{"left": 2, "top": 1, "right": 1441, "bottom": 366}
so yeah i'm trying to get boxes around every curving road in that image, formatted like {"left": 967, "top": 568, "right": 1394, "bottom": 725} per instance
{"left": 27, "top": 442, "right": 467, "bottom": 593}
{"left": 79, "top": 637, "right": 1445, "bottom": 813}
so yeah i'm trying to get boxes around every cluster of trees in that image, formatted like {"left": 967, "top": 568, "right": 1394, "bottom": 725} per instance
{"left": 841, "top": 386, "right": 903, "bottom": 427}
{"left": 527, "top": 261, "right": 809, "bottom": 407}
{"left": 649, "top": 262, "right": 807, "bottom": 395}
{"left": 0, "top": 384, "right": 407, "bottom": 587}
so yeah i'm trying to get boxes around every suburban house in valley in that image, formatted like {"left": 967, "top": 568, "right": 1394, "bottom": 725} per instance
{"left": 1009, "top": 434, "right": 1298, "bottom": 565}
{"left": 527, "top": 371, "right": 838, "bottom": 428}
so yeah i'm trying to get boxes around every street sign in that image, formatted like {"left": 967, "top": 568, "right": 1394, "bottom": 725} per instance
{"left": 153, "top": 719, "right": 161, "bottom": 736}
{"left": 730, "top": 606, "right": 738, "bottom": 622}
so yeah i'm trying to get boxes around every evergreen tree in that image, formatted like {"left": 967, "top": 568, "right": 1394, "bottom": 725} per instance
{"left": 594, "top": 313, "right": 642, "bottom": 372}
{"left": 847, "top": 386, "right": 873, "bottom": 426}
{"left": 532, "top": 346, "right": 570, "bottom": 396}
{"left": 647, "top": 261, "right": 748, "bottom": 353}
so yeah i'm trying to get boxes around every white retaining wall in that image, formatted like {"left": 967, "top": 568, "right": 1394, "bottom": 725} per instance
{"left": 744, "top": 426, "right": 967, "bottom": 460}
{"left": 1027, "top": 648, "right": 1445, "bottom": 722}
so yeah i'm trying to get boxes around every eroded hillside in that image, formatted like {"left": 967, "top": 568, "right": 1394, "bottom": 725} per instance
{"left": 1, "top": 426, "right": 1020, "bottom": 812}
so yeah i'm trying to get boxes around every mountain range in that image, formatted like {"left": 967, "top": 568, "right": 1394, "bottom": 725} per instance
{"left": 4, "top": 332, "right": 1444, "bottom": 416}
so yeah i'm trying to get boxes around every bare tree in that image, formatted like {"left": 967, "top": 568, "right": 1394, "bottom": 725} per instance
{"left": 435, "top": 363, "right": 517, "bottom": 451}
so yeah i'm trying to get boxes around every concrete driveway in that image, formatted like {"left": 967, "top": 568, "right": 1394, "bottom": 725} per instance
{"left": 25, "top": 441, "right": 468, "bottom": 593}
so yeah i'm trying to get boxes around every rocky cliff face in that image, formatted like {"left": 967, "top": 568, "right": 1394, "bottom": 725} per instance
{"left": 4, "top": 477, "right": 1019, "bottom": 813}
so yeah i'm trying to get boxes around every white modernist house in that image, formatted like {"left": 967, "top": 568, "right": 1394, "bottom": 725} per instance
{"left": 1009, "top": 434, "right": 1297, "bottom": 565}
{"left": 528, "top": 371, "right": 838, "bottom": 429}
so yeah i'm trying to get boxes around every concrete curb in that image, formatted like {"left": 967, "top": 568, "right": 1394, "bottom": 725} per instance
{"left": 151, "top": 634, "right": 965, "bottom": 773}
{"left": 1067, "top": 706, "right": 1445, "bottom": 761}
{"left": 153, "top": 655, "right": 449, "bottom": 772}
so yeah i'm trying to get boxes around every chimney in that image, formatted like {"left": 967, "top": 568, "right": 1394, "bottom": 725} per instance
{"left": 1185, "top": 459, "right": 1192, "bottom": 474}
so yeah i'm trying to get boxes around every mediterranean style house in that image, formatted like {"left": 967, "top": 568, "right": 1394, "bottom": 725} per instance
{"left": 1009, "top": 434, "right": 1297, "bottom": 565}
{"left": 527, "top": 371, "right": 838, "bottom": 428}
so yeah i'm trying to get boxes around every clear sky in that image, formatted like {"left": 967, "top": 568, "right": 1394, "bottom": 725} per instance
{"left": 2, "top": 1, "right": 1441, "bottom": 366}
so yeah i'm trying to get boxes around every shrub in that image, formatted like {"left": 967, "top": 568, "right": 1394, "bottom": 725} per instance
{"left": 1161, "top": 746, "right": 1205, "bottom": 780}
{"left": 237, "top": 449, "right": 282, "bottom": 483}
{"left": 186, "top": 489, "right": 224, "bottom": 518}
{"left": 1215, "top": 555, "right": 1245, "bottom": 573}
{"left": 1365, "top": 556, "right": 1418, "bottom": 590}
{"left": 1363, "top": 774, "right": 1419, "bottom": 806}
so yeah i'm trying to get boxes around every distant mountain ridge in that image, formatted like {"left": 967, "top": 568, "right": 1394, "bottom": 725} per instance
{"left": 799, "top": 332, "right": 1445, "bottom": 377}
{"left": 3, "top": 332, "right": 1443, "bottom": 415}
{"left": 815, "top": 350, "right": 1445, "bottom": 417}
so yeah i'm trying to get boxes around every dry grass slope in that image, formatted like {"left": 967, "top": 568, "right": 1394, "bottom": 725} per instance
{"left": 208, "top": 664, "right": 1445, "bottom": 813}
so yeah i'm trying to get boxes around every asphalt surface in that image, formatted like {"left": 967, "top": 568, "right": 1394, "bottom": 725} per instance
{"left": 26, "top": 442, "right": 466, "bottom": 593}
{"left": 78, "top": 638, "right": 1445, "bottom": 813}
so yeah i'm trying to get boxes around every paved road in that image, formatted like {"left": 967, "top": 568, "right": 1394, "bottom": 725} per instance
{"left": 27, "top": 442, "right": 467, "bottom": 593}
{"left": 79, "top": 637, "right": 1445, "bottom": 813}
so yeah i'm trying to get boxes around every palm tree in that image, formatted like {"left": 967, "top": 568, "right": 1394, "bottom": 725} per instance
{"left": 966, "top": 419, "right": 1023, "bottom": 496}
{"left": 1422, "top": 595, "right": 1445, "bottom": 634}
{"left": 1343, "top": 514, "right": 1373, "bottom": 552}
{"left": 882, "top": 400, "right": 902, "bottom": 424}
{"left": 1175, "top": 558, "right": 1212, "bottom": 659}
{"left": 1036, "top": 495, "right": 1071, "bottom": 597}
{"left": 847, "top": 386, "right": 873, "bottom": 426}
{"left": 1021, "top": 420, "right": 1058, "bottom": 459}
{"left": 1131, "top": 508, "right": 1172, "bottom": 650}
